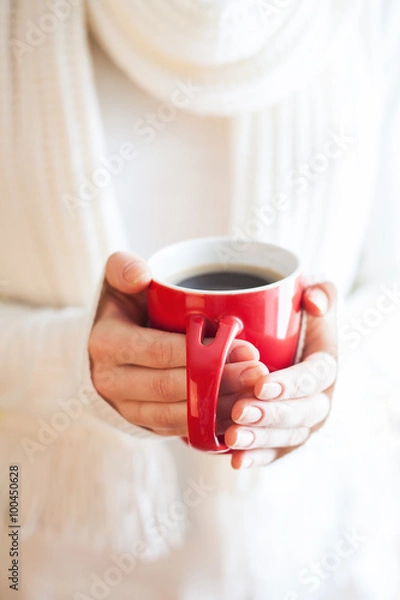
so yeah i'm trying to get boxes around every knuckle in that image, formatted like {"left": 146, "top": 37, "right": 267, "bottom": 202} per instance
{"left": 318, "top": 392, "right": 331, "bottom": 420}
{"left": 304, "top": 398, "right": 318, "bottom": 426}
{"left": 321, "top": 392, "right": 332, "bottom": 420}
{"left": 120, "top": 328, "right": 140, "bottom": 364}
{"left": 88, "top": 320, "right": 118, "bottom": 363}
{"left": 88, "top": 322, "right": 110, "bottom": 360}
{"left": 311, "top": 352, "right": 338, "bottom": 388}
{"left": 121, "top": 401, "right": 150, "bottom": 428}
{"left": 118, "top": 401, "right": 135, "bottom": 424}
{"left": 148, "top": 338, "right": 174, "bottom": 368}
{"left": 298, "top": 353, "right": 338, "bottom": 396}
{"left": 285, "top": 429, "right": 298, "bottom": 446}
{"left": 156, "top": 404, "right": 177, "bottom": 429}
{"left": 299, "top": 426, "right": 311, "bottom": 443}
{"left": 295, "top": 371, "right": 315, "bottom": 397}
{"left": 259, "top": 428, "right": 271, "bottom": 447}
{"left": 267, "top": 404, "right": 283, "bottom": 427}
{"left": 151, "top": 371, "right": 175, "bottom": 402}
{"left": 287, "top": 427, "right": 309, "bottom": 447}
{"left": 92, "top": 365, "right": 115, "bottom": 398}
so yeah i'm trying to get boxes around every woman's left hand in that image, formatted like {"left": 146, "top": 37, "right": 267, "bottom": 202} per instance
{"left": 225, "top": 282, "right": 338, "bottom": 469}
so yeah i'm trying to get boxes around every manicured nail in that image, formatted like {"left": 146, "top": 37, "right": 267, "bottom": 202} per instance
{"left": 233, "top": 429, "right": 255, "bottom": 448}
{"left": 255, "top": 382, "right": 282, "bottom": 400}
{"left": 239, "top": 365, "right": 268, "bottom": 388}
{"left": 241, "top": 457, "right": 253, "bottom": 469}
{"left": 237, "top": 406, "right": 263, "bottom": 424}
{"left": 309, "top": 288, "right": 328, "bottom": 314}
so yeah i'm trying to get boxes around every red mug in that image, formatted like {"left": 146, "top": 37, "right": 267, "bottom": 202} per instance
{"left": 148, "top": 237, "right": 303, "bottom": 454}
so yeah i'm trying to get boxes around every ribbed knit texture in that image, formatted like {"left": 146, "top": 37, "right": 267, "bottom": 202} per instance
{"left": 0, "top": 0, "right": 184, "bottom": 562}
{"left": 0, "top": 0, "right": 124, "bottom": 306}
{"left": 0, "top": 1, "right": 400, "bottom": 598}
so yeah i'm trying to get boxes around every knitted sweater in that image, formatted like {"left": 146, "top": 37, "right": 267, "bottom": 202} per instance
{"left": 0, "top": 1, "right": 399, "bottom": 598}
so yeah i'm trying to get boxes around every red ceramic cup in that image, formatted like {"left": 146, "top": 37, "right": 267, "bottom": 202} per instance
{"left": 148, "top": 237, "right": 303, "bottom": 454}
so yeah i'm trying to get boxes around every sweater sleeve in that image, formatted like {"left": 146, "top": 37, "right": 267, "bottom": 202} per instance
{"left": 0, "top": 280, "right": 185, "bottom": 556}
{"left": 0, "top": 0, "right": 184, "bottom": 558}
{"left": 0, "top": 275, "right": 163, "bottom": 441}
{"left": 339, "top": 0, "right": 400, "bottom": 409}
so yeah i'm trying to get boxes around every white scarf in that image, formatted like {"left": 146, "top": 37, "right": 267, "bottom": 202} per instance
{"left": 3, "top": 0, "right": 361, "bottom": 307}
{"left": 88, "top": 0, "right": 360, "bottom": 114}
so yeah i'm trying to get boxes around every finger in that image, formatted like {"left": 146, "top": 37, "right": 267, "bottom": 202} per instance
{"left": 104, "top": 320, "right": 262, "bottom": 370}
{"left": 217, "top": 391, "right": 245, "bottom": 430}
{"left": 254, "top": 351, "right": 337, "bottom": 400}
{"left": 106, "top": 252, "right": 152, "bottom": 294}
{"left": 118, "top": 399, "right": 187, "bottom": 434}
{"left": 94, "top": 320, "right": 187, "bottom": 369}
{"left": 115, "top": 394, "right": 239, "bottom": 438}
{"left": 152, "top": 427, "right": 187, "bottom": 437}
{"left": 221, "top": 361, "right": 268, "bottom": 394}
{"left": 232, "top": 393, "right": 330, "bottom": 429}
{"left": 98, "top": 360, "right": 268, "bottom": 404}
{"left": 302, "top": 309, "right": 337, "bottom": 363}
{"left": 303, "top": 282, "right": 337, "bottom": 317}
{"left": 226, "top": 341, "right": 260, "bottom": 363}
{"left": 302, "top": 286, "right": 338, "bottom": 366}
{"left": 231, "top": 449, "right": 279, "bottom": 470}
{"left": 225, "top": 424, "right": 310, "bottom": 450}
{"left": 107, "top": 365, "right": 187, "bottom": 403}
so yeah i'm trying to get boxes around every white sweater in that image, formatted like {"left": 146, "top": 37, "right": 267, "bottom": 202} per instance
{"left": 0, "top": 1, "right": 400, "bottom": 599}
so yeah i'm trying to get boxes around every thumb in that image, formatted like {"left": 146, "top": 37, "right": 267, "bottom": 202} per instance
{"left": 303, "top": 282, "right": 337, "bottom": 317}
{"left": 105, "top": 252, "right": 152, "bottom": 294}
{"left": 302, "top": 282, "right": 338, "bottom": 360}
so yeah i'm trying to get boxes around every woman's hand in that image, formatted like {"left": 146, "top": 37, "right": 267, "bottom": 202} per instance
{"left": 89, "top": 252, "right": 266, "bottom": 437}
{"left": 225, "top": 283, "right": 338, "bottom": 469}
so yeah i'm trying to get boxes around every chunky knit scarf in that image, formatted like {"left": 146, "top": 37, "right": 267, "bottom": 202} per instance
{"left": 1, "top": 0, "right": 361, "bottom": 307}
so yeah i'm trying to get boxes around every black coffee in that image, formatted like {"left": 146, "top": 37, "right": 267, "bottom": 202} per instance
{"left": 175, "top": 268, "right": 281, "bottom": 291}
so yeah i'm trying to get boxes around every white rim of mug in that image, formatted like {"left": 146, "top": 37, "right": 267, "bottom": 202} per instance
{"left": 148, "top": 236, "right": 301, "bottom": 296}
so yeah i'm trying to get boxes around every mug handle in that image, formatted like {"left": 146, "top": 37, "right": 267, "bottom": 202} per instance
{"left": 185, "top": 314, "right": 243, "bottom": 453}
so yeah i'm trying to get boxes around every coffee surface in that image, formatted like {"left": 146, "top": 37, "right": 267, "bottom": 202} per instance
{"left": 175, "top": 268, "right": 281, "bottom": 291}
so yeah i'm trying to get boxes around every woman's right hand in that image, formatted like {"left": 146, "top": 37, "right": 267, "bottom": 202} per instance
{"left": 88, "top": 252, "right": 267, "bottom": 438}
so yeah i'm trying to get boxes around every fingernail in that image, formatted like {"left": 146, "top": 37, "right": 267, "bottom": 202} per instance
{"left": 241, "top": 457, "right": 253, "bottom": 469}
{"left": 239, "top": 365, "right": 268, "bottom": 388}
{"left": 233, "top": 429, "right": 255, "bottom": 448}
{"left": 237, "top": 406, "right": 263, "bottom": 424}
{"left": 255, "top": 382, "right": 282, "bottom": 400}
{"left": 309, "top": 288, "right": 328, "bottom": 314}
